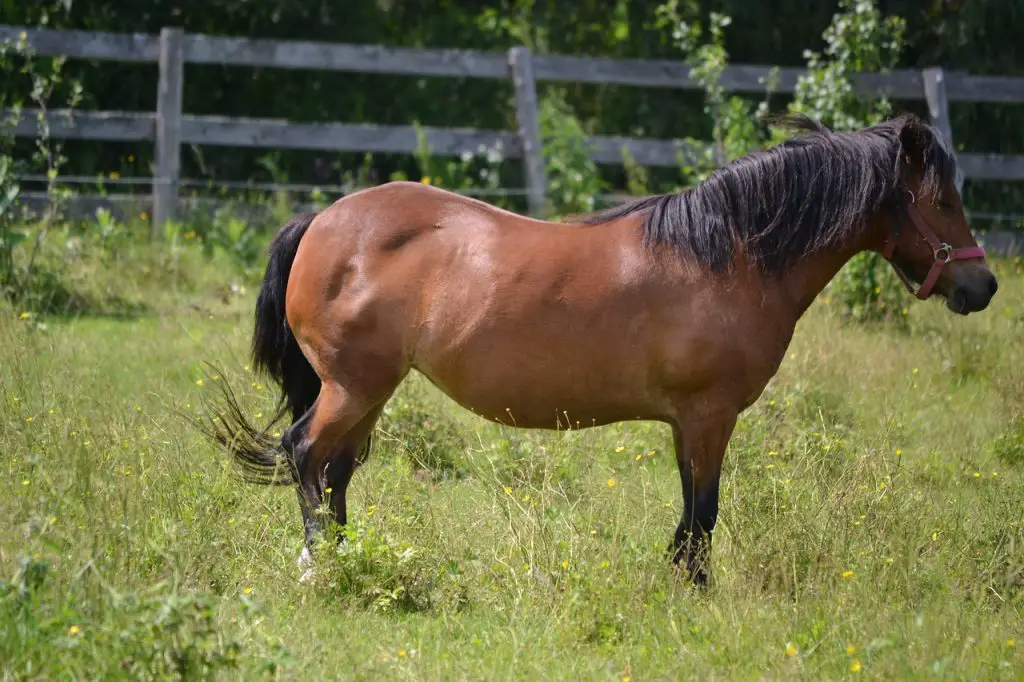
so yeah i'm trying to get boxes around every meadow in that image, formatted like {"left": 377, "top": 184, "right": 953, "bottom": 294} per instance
{"left": 1, "top": 223, "right": 1022, "bottom": 680}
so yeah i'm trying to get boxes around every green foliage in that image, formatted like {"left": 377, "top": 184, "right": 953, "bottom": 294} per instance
{"left": 0, "top": 557, "right": 286, "bottom": 680}
{"left": 791, "top": 0, "right": 905, "bottom": 132}
{"left": 413, "top": 124, "right": 507, "bottom": 205}
{"left": 188, "top": 211, "right": 267, "bottom": 269}
{"left": 655, "top": 4, "right": 775, "bottom": 187}
{"left": 990, "top": 415, "right": 1024, "bottom": 467}
{"left": 313, "top": 520, "right": 442, "bottom": 613}
{"left": 1, "top": 8, "right": 84, "bottom": 313}
{"left": 1, "top": 0, "right": 1023, "bottom": 224}
{"left": 788, "top": 0, "right": 909, "bottom": 325}
{"left": 539, "top": 90, "right": 606, "bottom": 216}
{"left": 831, "top": 252, "right": 910, "bottom": 326}
{"left": 380, "top": 388, "right": 468, "bottom": 481}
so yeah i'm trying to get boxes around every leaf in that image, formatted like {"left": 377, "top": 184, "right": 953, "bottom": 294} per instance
{"left": 0, "top": 231, "right": 27, "bottom": 247}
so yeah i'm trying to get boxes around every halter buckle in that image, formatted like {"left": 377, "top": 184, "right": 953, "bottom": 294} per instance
{"left": 934, "top": 244, "right": 953, "bottom": 263}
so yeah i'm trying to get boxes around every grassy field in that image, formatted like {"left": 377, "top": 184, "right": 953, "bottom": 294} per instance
{"left": 1, "top": 228, "right": 1022, "bottom": 680}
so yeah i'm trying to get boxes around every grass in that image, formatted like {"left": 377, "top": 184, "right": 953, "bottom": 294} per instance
{"left": 1, "top": 225, "right": 1022, "bottom": 680}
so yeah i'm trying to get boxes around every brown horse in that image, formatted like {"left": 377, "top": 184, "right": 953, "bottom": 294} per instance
{"left": 201, "top": 113, "right": 997, "bottom": 586}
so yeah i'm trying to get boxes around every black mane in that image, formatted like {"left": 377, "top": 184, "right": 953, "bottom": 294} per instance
{"left": 578, "top": 113, "right": 960, "bottom": 273}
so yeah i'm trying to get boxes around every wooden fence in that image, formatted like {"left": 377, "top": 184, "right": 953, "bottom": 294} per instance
{"left": 2, "top": 24, "right": 1024, "bottom": 251}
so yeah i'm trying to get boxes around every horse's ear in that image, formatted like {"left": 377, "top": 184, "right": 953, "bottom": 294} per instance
{"left": 898, "top": 115, "right": 928, "bottom": 164}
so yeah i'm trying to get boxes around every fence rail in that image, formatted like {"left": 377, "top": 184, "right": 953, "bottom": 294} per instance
{"left": 3, "top": 24, "right": 1024, "bottom": 240}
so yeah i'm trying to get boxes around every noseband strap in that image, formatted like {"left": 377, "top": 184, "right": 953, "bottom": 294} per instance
{"left": 882, "top": 191, "right": 986, "bottom": 300}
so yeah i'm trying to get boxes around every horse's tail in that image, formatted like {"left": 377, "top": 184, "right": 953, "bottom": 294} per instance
{"left": 196, "top": 212, "right": 321, "bottom": 486}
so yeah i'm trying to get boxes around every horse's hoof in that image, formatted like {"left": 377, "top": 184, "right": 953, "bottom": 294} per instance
{"left": 297, "top": 546, "right": 315, "bottom": 584}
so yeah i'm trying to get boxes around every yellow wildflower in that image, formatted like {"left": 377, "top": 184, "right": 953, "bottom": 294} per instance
{"left": 561, "top": 560, "right": 569, "bottom": 570}
{"left": 398, "top": 649, "right": 407, "bottom": 658}
{"left": 68, "top": 625, "right": 81, "bottom": 636}
{"left": 615, "top": 446, "right": 625, "bottom": 453}
{"left": 243, "top": 587, "right": 252, "bottom": 595}
{"left": 785, "top": 641, "right": 798, "bottom": 657}
{"left": 1008, "top": 638, "right": 1016, "bottom": 648}
{"left": 846, "top": 644, "right": 856, "bottom": 655}
{"left": 842, "top": 570, "right": 854, "bottom": 578}
{"left": 850, "top": 659, "right": 862, "bottom": 673}
{"left": 195, "top": 379, "right": 204, "bottom": 387}
{"left": 18, "top": 311, "right": 31, "bottom": 320}
{"left": 607, "top": 478, "right": 616, "bottom": 487}
{"left": 420, "top": 176, "right": 432, "bottom": 185}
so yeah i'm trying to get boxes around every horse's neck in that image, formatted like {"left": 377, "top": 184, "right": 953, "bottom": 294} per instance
{"left": 776, "top": 219, "right": 885, "bottom": 318}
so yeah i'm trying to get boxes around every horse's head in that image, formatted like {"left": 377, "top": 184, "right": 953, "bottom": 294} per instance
{"left": 881, "top": 116, "right": 997, "bottom": 315}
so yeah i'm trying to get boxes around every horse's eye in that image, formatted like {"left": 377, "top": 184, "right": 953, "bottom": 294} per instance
{"left": 936, "top": 200, "right": 954, "bottom": 212}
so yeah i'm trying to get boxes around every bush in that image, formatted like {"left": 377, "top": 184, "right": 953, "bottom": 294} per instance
{"left": 990, "top": 416, "right": 1024, "bottom": 467}
{"left": 313, "top": 520, "right": 441, "bottom": 613}
{"left": 790, "top": 0, "right": 910, "bottom": 322}
{"left": 0, "top": 557, "right": 286, "bottom": 681}
{"left": 539, "top": 89, "right": 606, "bottom": 217}
{"left": 830, "top": 251, "right": 908, "bottom": 326}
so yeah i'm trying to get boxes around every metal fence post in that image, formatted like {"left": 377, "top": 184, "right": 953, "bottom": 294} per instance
{"left": 508, "top": 46, "right": 547, "bottom": 217}
{"left": 154, "top": 27, "right": 184, "bottom": 237}
{"left": 922, "top": 67, "right": 960, "bottom": 190}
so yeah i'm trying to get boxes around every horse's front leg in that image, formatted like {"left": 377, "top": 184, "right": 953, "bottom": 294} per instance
{"left": 669, "top": 403, "right": 737, "bottom": 586}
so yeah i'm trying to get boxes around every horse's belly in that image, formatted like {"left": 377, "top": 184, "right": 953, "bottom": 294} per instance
{"left": 414, "top": 335, "right": 667, "bottom": 430}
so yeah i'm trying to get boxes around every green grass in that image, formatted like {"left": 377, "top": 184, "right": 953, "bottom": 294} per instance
{"left": 1, "top": 230, "right": 1022, "bottom": 680}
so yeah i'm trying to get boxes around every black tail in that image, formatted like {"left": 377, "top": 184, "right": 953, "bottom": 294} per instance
{"left": 195, "top": 212, "right": 322, "bottom": 485}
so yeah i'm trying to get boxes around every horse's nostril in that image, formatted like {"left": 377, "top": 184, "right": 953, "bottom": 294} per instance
{"left": 988, "top": 275, "right": 999, "bottom": 297}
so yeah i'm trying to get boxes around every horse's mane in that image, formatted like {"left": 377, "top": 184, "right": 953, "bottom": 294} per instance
{"left": 577, "top": 113, "right": 960, "bottom": 273}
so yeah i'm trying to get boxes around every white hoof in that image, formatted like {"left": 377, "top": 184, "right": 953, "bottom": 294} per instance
{"left": 297, "top": 546, "right": 315, "bottom": 584}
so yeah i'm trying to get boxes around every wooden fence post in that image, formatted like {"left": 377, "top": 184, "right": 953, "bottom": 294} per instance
{"left": 922, "top": 67, "right": 960, "bottom": 190}
{"left": 508, "top": 46, "right": 547, "bottom": 217}
{"left": 154, "top": 27, "right": 184, "bottom": 237}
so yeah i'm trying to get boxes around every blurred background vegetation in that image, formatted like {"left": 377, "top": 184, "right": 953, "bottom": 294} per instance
{"left": 2, "top": 0, "right": 1023, "bottom": 222}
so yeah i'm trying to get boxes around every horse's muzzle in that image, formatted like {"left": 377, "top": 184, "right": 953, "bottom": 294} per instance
{"left": 947, "top": 271, "right": 998, "bottom": 315}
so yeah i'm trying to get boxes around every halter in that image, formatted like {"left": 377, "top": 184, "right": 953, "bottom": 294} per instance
{"left": 882, "top": 190, "right": 986, "bottom": 300}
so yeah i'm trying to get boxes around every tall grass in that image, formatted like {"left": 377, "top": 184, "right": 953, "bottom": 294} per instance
{"left": 1, "top": 230, "right": 1021, "bottom": 680}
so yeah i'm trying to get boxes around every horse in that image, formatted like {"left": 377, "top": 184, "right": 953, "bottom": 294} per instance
{"left": 199, "top": 113, "right": 997, "bottom": 586}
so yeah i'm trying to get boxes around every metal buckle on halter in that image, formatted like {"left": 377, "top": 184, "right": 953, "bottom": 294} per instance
{"left": 934, "top": 243, "right": 953, "bottom": 263}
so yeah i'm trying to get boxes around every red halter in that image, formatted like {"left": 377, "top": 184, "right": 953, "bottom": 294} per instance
{"left": 882, "top": 191, "right": 986, "bottom": 300}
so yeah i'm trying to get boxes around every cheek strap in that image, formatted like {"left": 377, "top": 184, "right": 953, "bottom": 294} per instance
{"left": 882, "top": 194, "right": 986, "bottom": 300}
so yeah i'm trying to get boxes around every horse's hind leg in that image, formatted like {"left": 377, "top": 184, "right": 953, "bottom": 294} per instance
{"left": 287, "top": 378, "right": 395, "bottom": 579}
